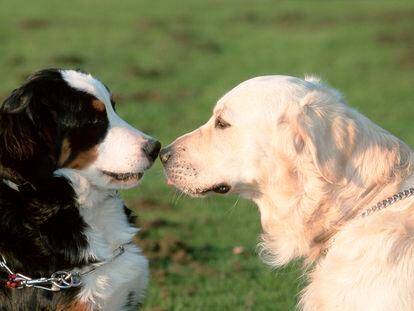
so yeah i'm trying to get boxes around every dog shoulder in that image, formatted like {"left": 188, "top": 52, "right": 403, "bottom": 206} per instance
{"left": 301, "top": 205, "right": 414, "bottom": 310}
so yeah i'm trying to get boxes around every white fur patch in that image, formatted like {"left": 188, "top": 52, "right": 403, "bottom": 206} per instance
{"left": 60, "top": 70, "right": 112, "bottom": 106}
{"left": 56, "top": 169, "right": 148, "bottom": 311}
{"left": 78, "top": 197, "right": 148, "bottom": 311}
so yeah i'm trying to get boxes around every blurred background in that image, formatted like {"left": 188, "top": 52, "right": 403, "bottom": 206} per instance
{"left": 0, "top": 1, "right": 413, "bottom": 310}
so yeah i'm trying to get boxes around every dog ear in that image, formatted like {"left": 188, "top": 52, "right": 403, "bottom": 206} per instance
{"left": 0, "top": 83, "right": 57, "bottom": 183}
{"left": 292, "top": 88, "right": 357, "bottom": 184}
{"left": 287, "top": 78, "right": 412, "bottom": 187}
{"left": 1, "top": 89, "right": 38, "bottom": 159}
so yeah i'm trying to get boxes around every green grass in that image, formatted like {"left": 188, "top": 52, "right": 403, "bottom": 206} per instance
{"left": 0, "top": 1, "right": 413, "bottom": 310}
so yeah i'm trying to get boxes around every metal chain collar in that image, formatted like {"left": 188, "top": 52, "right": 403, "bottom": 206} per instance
{"left": 321, "top": 187, "right": 414, "bottom": 257}
{"left": 0, "top": 241, "right": 133, "bottom": 292}
{"left": 360, "top": 188, "right": 414, "bottom": 217}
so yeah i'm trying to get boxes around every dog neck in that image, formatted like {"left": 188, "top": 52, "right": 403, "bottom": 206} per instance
{"left": 254, "top": 179, "right": 411, "bottom": 266}
{"left": 253, "top": 147, "right": 414, "bottom": 267}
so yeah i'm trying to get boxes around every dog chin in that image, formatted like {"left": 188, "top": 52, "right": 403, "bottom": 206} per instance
{"left": 102, "top": 173, "right": 144, "bottom": 190}
{"left": 167, "top": 177, "right": 231, "bottom": 197}
{"left": 107, "top": 178, "right": 142, "bottom": 189}
{"left": 83, "top": 170, "right": 145, "bottom": 190}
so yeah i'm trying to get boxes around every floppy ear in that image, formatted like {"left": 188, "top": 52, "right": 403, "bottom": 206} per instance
{"left": 0, "top": 90, "right": 38, "bottom": 160}
{"left": 287, "top": 78, "right": 412, "bottom": 187}
{"left": 292, "top": 88, "right": 357, "bottom": 184}
{"left": 0, "top": 86, "right": 57, "bottom": 183}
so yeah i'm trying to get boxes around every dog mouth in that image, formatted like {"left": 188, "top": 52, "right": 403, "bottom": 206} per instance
{"left": 102, "top": 170, "right": 144, "bottom": 182}
{"left": 163, "top": 164, "right": 231, "bottom": 196}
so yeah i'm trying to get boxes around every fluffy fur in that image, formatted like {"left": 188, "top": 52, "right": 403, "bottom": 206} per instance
{"left": 0, "top": 69, "right": 160, "bottom": 310}
{"left": 160, "top": 75, "right": 414, "bottom": 310}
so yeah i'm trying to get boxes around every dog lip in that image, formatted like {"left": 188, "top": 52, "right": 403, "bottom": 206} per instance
{"left": 102, "top": 170, "right": 144, "bottom": 181}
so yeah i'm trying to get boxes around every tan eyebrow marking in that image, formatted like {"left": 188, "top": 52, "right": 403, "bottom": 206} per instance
{"left": 91, "top": 99, "right": 106, "bottom": 112}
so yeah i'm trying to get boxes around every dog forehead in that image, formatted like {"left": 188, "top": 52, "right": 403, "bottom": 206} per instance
{"left": 216, "top": 75, "right": 312, "bottom": 111}
{"left": 60, "top": 70, "right": 112, "bottom": 107}
{"left": 213, "top": 75, "right": 315, "bottom": 124}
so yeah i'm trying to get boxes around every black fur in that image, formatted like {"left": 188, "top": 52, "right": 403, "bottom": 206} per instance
{"left": 0, "top": 69, "right": 110, "bottom": 309}
{"left": 123, "top": 204, "right": 137, "bottom": 225}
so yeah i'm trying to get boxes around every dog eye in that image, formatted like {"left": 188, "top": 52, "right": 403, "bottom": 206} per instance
{"left": 88, "top": 117, "right": 103, "bottom": 125}
{"left": 215, "top": 117, "right": 230, "bottom": 129}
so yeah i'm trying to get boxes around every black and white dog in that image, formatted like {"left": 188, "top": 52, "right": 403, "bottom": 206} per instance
{"left": 0, "top": 69, "right": 160, "bottom": 310}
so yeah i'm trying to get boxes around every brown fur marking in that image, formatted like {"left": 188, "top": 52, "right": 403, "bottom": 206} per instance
{"left": 59, "top": 138, "right": 71, "bottom": 166}
{"left": 57, "top": 299, "right": 91, "bottom": 311}
{"left": 91, "top": 99, "right": 105, "bottom": 112}
{"left": 66, "top": 146, "right": 98, "bottom": 169}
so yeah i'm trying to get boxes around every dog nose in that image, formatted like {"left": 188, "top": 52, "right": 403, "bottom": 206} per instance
{"left": 143, "top": 139, "right": 161, "bottom": 162}
{"left": 159, "top": 147, "right": 172, "bottom": 164}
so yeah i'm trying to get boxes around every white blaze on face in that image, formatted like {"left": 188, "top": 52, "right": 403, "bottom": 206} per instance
{"left": 60, "top": 70, "right": 154, "bottom": 189}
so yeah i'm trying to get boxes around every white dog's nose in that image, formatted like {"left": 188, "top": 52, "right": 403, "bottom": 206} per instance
{"left": 159, "top": 147, "right": 172, "bottom": 164}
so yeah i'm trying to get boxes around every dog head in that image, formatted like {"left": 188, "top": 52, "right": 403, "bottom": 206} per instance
{"left": 160, "top": 75, "right": 407, "bottom": 199}
{"left": 0, "top": 69, "right": 160, "bottom": 190}
{"left": 159, "top": 76, "right": 314, "bottom": 197}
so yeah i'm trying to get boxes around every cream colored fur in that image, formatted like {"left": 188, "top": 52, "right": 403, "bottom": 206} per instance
{"left": 162, "top": 75, "right": 414, "bottom": 310}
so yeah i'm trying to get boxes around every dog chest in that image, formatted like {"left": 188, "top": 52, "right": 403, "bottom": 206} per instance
{"left": 77, "top": 196, "right": 148, "bottom": 310}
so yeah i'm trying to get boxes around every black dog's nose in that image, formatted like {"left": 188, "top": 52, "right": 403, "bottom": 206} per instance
{"left": 143, "top": 140, "right": 161, "bottom": 162}
{"left": 159, "top": 147, "right": 172, "bottom": 164}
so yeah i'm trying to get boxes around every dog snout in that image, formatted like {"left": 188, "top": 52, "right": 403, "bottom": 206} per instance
{"left": 159, "top": 146, "right": 172, "bottom": 164}
{"left": 142, "top": 139, "right": 161, "bottom": 162}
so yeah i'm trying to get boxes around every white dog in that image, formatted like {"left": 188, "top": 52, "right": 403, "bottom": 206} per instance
{"left": 160, "top": 75, "right": 414, "bottom": 310}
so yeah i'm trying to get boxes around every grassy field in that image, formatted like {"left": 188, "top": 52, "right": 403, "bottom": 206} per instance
{"left": 0, "top": 1, "right": 413, "bottom": 310}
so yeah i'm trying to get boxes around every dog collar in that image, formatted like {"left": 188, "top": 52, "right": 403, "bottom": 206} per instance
{"left": 360, "top": 187, "right": 414, "bottom": 218}
{"left": 321, "top": 187, "right": 414, "bottom": 257}
{"left": 0, "top": 241, "right": 134, "bottom": 291}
